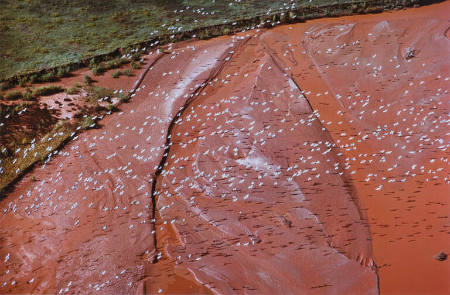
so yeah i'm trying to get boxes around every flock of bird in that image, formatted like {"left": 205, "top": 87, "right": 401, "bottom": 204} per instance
{"left": 0, "top": 5, "right": 449, "bottom": 295}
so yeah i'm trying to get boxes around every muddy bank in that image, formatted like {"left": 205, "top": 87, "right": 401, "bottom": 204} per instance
{"left": 1, "top": 2, "right": 449, "bottom": 294}
{"left": 0, "top": 36, "right": 243, "bottom": 294}
{"left": 147, "top": 32, "right": 377, "bottom": 295}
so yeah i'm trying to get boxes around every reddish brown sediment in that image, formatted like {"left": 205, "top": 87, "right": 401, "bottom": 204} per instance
{"left": 146, "top": 31, "right": 377, "bottom": 295}
{"left": 260, "top": 2, "right": 450, "bottom": 294}
{"left": 1, "top": 2, "right": 449, "bottom": 295}
{"left": 0, "top": 36, "right": 245, "bottom": 294}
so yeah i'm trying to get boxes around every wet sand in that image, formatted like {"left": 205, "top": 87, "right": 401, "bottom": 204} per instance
{"left": 1, "top": 2, "right": 449, "bottom": 294}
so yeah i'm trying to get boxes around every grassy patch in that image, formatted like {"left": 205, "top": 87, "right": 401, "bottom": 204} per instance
{"left": 130, "top": 61, "right": 140, "bottom": 70}
{"left": 0, "top": 0, "right": 421, "bottom": 82}
{"left": 82, "top": 85, "right": 114, "bottom": 108}
{"left": 32, "top": 85, "right": 64, "bottom": 97}
{"left": 0, "top": 83, "right": 122, "bottom": 194}
{"left": 79, "top": 115, "right": 96, "bottom": 129}
{"left": 23, "top": 88, "right": 35, "bottom": 101}
{"left": 65, "top": 83, "right": 80, "bottom": 94}
{"left": 0, "top": 103, "right": 27, "bottom": 118}
{"left": 123, "top": 69, "right": 132, "bottom": 76}
{"left": 91, "top": 63, "right": 106, "bottom": 76}
{"left": 105, "top": 103, "right": 116, "bottom": 112}
{"left": 0, "top": 121, "right": 75, "bottom": 194}
{"left": 112, "top": 70, "right": 121, "bottom": 78}
{"left": 0, "top": 80, "right": 15, "bottom": 91}
{"left": 91, "top": 86, "right": 113, "bottom": 100}
{"left": 84, "top": 74, "right": 93, "bottom": 85}
{"left": 4, "top": 90, "right": 23, "bottom": 100}
{"left": 105, "top": 57, "right": 129, "bottom": 69}
{"left": 0, "top": 84, "right": 117, "bottom": 194}
{"left": 118, "top": 92, "right": 130, "bottom": 103}
{"left": 2, "top": 85, "right": 65, "bottom": 101}
{"left": 37, "top": 71, "right": 59, "bottom": 83}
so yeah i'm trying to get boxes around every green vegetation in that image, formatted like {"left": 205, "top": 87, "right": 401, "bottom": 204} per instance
{"left": 4, "top": 90, "right": 23, "bottom": 100}
{"left": 112, "top": 70, "right": 121, "bottom": 78}
{"left": 1, "top": 80, "right": 15, "bottom": 91}
{"left": 0, "top": 103, "right": 27, "bottom": 118}
{"left": 0, "top": 83, "right": 118, "bottom": 194}
{"left": 5, "top": 65, "right": 73, "bottom": 88}
{"left": 84, "top": 74, "right": 93, "bottom": 85}
{"left": 82, "top": 85, "right": 114, "bottom": 108}
{"left": 123, "top": 69, "right": 132, "bottom": 76}
{"left": 32, "top": 70, "right": 58, "bottom": 83}
{"left": 1, "top": 85, "right": 65, "bottom": 102}
{"left": 66, "top": 83, "right": 80, "bottom": 94}
{"left": 130, "top": 61, "right": 140, "bottom": 70}
{"left": 23, "top": 87, "right": 35, "bottom": 101}
{"left": 91, "top": 86, "right": 113, "bottom": 100}
{"left": 32, "top": 85, "right": 64, "bottom": 97}
{"left": 105, "top": 103, "right": 116, "bottom": 112}
{"left": 80, "top": 116, "right": 96, "bottom": 129}
{"left": 56, "top": 66, "right": 72, "bottom": 78}
{"left": 90, "top": 59, "right": 106, "bottom": 76}
{"left": 0, "top": 0, "right": 424, "bottom": 82}
{"left": 106, "top": 57, "right": 129, "bottom": 69}
{"left": 91, "top": 65, "right": 105, "bottom": 76}
{"left": 0, "top": 120, "right": 74, "bottom": 194}
{"left": 118, "top": 92, "right": 130, "bottom": 103}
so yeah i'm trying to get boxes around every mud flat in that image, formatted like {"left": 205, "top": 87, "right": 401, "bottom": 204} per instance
{"left": 0, "top": 2, "right": 449, "bottom": 294}
{"left": 260, "top": 2, "right": 450, "bottom": 294}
